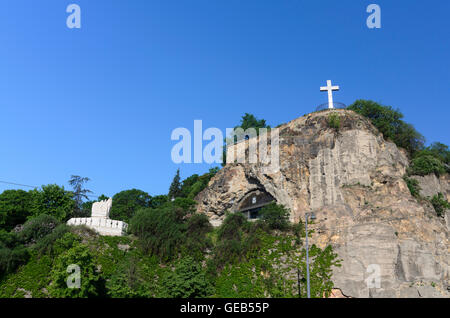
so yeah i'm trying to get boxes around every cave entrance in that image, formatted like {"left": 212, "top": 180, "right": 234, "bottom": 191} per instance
{"left": 237, "top": 190, "right": 276, "bottom": 220}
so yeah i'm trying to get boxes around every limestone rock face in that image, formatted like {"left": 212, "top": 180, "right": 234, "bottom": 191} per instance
{"left": 196, "top": 109, "right": 449, "bottom": 298}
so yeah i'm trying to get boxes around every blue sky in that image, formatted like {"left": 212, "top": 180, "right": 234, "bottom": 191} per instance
{"left": 0, "top": 0, "right": 449, "bottom": 198}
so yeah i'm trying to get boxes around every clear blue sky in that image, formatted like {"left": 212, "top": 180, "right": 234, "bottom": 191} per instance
{"left": 0, "top": 0, "right": 449, "bottom": 198}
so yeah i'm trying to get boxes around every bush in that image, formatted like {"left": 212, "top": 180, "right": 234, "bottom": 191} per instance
{"left": 49, "top": 243, "right": 104, "bottom": 298}
{"left": 327, "top": 113, "right": 341, "bottom": 131}
{"left": 19, "top": 214, "right": 59, "bottom": 244}
{"left": 184, "top": 214, "right": 213, "bottom": 260}
{"left": 348, "top": 100, "right": 425, "bottom": 157}
{"left": 0, "top": 245, "right": 29, "bottom": 278}
{"left": 32, "top": 224, "right": 74, "bottom": 256}
{"left": 159, "top": 256, "right": 213, "bottom": 298}
{"left": 408, "top": 155, "right": 446, "bottom": 177}
{"left": 106, "top": 253, "right": 155, "bottom": 298}
{"left": 258, "top": 203, "right": 291, "bottom": 231}
{"left": 129, "top": 198, "right": 203, "bottom": 262}
{"left": 430, "top": 193, "right": 450, "bottom": 217}
{"left": 211, "top": 213, "right": 264, "bottom": 270}
{"left": 404, "top": 177, "right": 421, "bottom": 198}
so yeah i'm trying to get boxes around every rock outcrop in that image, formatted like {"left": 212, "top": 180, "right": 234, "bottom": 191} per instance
{"left": 196, "top": 109, "right": 449, "bottom": 298}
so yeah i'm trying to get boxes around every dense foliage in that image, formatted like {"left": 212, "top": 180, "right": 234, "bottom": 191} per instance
{"left": 0, "top": 190, "right": 32, "bottom": 232}
{"left": 109, "top": 189, "right": 153, "bottom": 223}
{"left": 327, "top": 113, "right": 341, "bottom": 131}
{"left": 430, "top": 193, "right": 450, "bottom": 217}
{"left": 348, "top": 100, "right": 425, "bottom": 157}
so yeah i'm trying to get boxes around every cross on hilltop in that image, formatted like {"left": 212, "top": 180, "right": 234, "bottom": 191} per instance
{"left": 320, "top": 80, "right": 340, "bottom": 109}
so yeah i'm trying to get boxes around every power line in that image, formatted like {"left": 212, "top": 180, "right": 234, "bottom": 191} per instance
{"left": 0, "top": 179, "right": 100, "bottom": 199}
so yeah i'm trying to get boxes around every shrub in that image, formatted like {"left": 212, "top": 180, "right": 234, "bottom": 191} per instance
{"left": 184, "top": 214, "right": 213, "bottom": 260}
{"left": 404, "top": 177, "right": 421, "bottom": 198}
{"left": 19, "top": 214, "right": 59, "bottom": 244}
{"left": 327, "top": 113, "right": 341, "bottom": 131}
{"left": 408, "top": 155, "right": 446, "bottom": 177}
{"left": 258, "top": 203, "right": 291, "bottom": 231}
{"left": 106, "top": 253, "right": 155, "bottom": 298}
{"left": 430, "top": 193, "right": 450, "bottom": 217}
{"left": 49, "top": 243, "right": 104, "bottom": 298}
{"left": 32, "top": 224, "right": 75, "bottom": 256}
{"left": 0, "top": 245, "right": 29, "bottom": 278}
{"left": 129, "top": 199, "right": 200, "bottom": 262}
{"left": 159, "top": 256, "right": 213, "bottom": 298}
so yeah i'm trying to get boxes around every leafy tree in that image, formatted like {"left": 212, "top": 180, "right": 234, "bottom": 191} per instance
{"left": 0, "top": 190, "right": 32, "bottom": 231}
{"left": 150, "top": 195, "right": 169, "bottom": 208}
{"left": 68, "top": 175, "right": 92, "bottom": 218}
{"left": 235, "top": 113, "right": 270, "bottom": 135}
{"left": 222, "top": 113, "right": 270, "bottom": 166}
{"left": 348, "top": 100, "right": 425, "bottom": 157}
{"left": 159, "top": 256, "right": 213, "bottom": 298}
{"left": 109, "top": 189, "right": 152, "bottom": 223}
{"left": 258, "top": 203, "right": 291, "bottom": 231}
{"left": 180, "top": 168, "right": 219, "bottom": 199}
{"left": 29, "top": 185, "right": 76, "bottom": 221}
{"left": 49, "top": 243, "right": 103, "bottom": 298}
{"left": 168, "top": 169, "right": 182, "bottom": 200}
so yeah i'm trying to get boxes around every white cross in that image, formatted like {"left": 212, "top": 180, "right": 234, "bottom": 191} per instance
{"left": 320, "top": 80, "right": 340, "bottom": 109}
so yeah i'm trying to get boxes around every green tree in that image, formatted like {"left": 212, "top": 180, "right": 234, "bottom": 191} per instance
{"left": 109, "top": 189, "right": 152, "bottom": 223}
{"left": 159, "top": 256, "right": 213, "bottom": 298}
{"left": 168, "top": 169, "right": 182, "bottom": 200}
{"left": 68, "top": 175, "right": 93, "bottom": 218}
{"left": 348, "top": 100, "right": 425, "bottom": 157}
{"left": 235, "top": 113, "right": 270, "bottom": 134}
{"left": 258, "top": 203, "right": 291, "bottom": 231}
{"left": 30, "top": 185, "right": 76, "bottom": 221}
{"left": 49, "top": 243, "right": 103, "bottom": 298}
{"left": 0, "top": 190, "right": 32, "bottom": 231}
{"left": 180, "top": 168, "right": 219, "bottom": 199}
{"left": 223, "top": 113, "right": 270, "bottom": 166}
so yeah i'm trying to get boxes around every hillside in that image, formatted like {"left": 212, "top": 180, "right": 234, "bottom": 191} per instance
{"left": 196, "top": 109, "right": 450, "bottom": 297}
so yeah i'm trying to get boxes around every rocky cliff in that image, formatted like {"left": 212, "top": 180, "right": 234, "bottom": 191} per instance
{"left": 196, "top": 109, "right": 449, "bottom": 298}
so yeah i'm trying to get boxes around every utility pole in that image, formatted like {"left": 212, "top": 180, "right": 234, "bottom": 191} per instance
{"left": 305, "top": 212, "right": 316, "bottom": 298}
